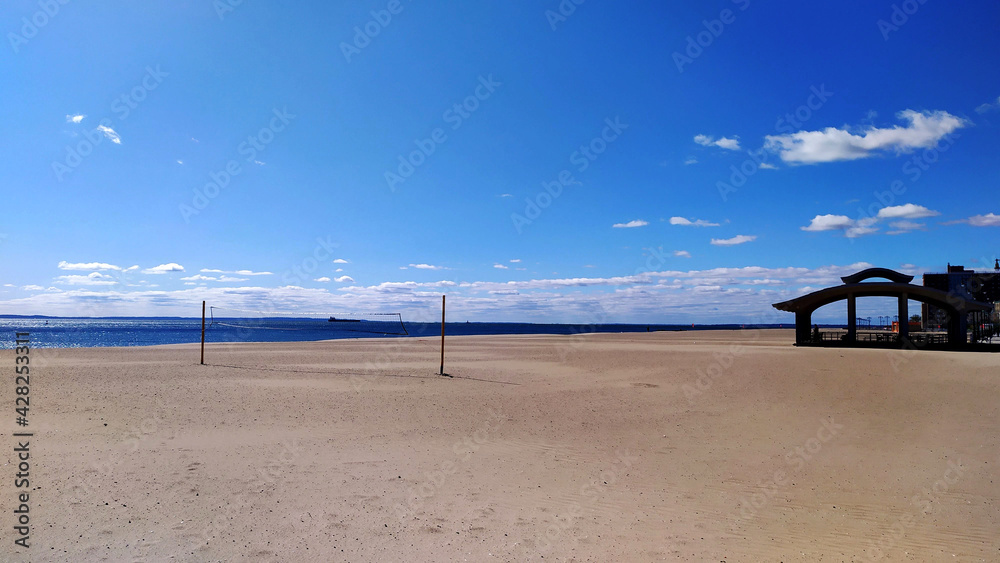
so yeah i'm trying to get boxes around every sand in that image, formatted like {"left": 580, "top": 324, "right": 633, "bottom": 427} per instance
{"left": 2, "top": 329, "right": 998, "bottom": 561}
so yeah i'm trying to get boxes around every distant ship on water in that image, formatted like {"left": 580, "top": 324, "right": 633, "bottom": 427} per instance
{"left": 328, "top": 317, "right": 361, "bottom": 323}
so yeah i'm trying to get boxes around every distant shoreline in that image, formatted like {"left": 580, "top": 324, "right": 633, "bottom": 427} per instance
{"left": 1, "top": 314, "right": 792, "bottom": 326}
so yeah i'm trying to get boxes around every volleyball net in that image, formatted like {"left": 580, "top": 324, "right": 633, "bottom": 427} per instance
{"left": 206, "top": 306, "right": 409, "bottom": 336}
{"left": 197, "top": 298, "right": 450, "bottom": 379}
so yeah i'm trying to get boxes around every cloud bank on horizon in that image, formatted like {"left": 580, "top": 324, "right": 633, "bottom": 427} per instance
{"left": 3, "top": 261, "right": 940, "bottom": 323}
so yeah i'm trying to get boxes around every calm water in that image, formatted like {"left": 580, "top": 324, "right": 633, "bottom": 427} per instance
{"left": 0, "top": 317, "right": 763, "bottom": 349}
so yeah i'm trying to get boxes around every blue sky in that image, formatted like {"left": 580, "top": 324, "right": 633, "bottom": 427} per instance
{"left": 1, "top": 0, "right": 998, "bottom": 322}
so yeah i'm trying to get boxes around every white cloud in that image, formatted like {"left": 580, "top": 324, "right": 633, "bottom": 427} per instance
{"left": 745, "top": 278, "right": 784, "bottom": 285}
{"left": 764, "top": 110, "right": 968, "bottom": 164}
{"left": 510, "top": 259, "right": 521, "bottom": 263}
{"left": 22, "top": 285, "right": 46, "bottom": 291}
{"left": 96, "top": 125, "right": 122, "bottom": 144}
{"left": 314, "top": 277, "right": 331, "bottom": 282}
{"left": 801, "top": 214, "right": 855, "bottom": 232}
{"left": 876, "top": 204, "right": 940, "bottom": 219}
{"left": 55, "top": 272, "right": 116, "bottom": 286}
{"left": 670, "top": 217, "right": 720, "bottom": 227}
{"left": 493, "top": 264, "right": 508, "bottom": 269}
{"left": 200, "top": 269, "right": 272, "bottom": 276}
{"left": 845, "top": 221, "right": 879, "bottom": 238}
{"left": 886, "top": 220, "right": 926, "bottom": 235}
{"left": 254, "top": 160, "right": 266, "bottom": 166}
{"left": 181, "top": 273, "right": 246, "bottom": 282}
{"left": 964, "top": 213, "right": 1000, "bottom": 227}
{"left": 499, "top": 193, "right": 513, "bottom": 198}
{"left": 673, "top": 250, "right": 691, "bottom": 258}
{"left": 66, "top": 114, "right": 86, "bottom": 123}
{"left": 612, "top": 219, "right": 648, "bottom": 228}
{"left": 143, "top": 263, "right": 184, "bottom": 274}
{"left": 759, "top": 162, "right": 778, "bottom": 170}
{"left": 58, "top": 261, "right": 122, "bottom": 271}
{"left": 802, "top": 204, "right": 940, "bottom": 237}
{"left": 410, "top": 263, "right": 447, "bottom": 270}
{"left": 714, "top": 137, "right": 741, "bottom": 150}
{"left": 710, "top": 235, "right": 757, "bottom": 246}
{"left": 975, "top": 96, "right": 1000, "bottom": 114}
{"left": 335, "top": 268, "right": 344, "bottom": 272}
{"left": 694, "top": 134, "right": 741, "bottom": 151}
{"left": 332, "top": 259, "right": 349, "bottom": 264}
{"left": 684, "top": 158, "right": 698, "bottom": 165}
{"left": 334, "top": 276, "right": 355, "bottom": 283}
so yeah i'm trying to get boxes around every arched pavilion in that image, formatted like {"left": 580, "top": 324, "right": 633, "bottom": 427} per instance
{"left": 772, "top": 267, "right": 993, "bottom": 348}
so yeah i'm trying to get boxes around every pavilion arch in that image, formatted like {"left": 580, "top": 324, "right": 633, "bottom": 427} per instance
{"left": 772, "top": 268, "right": 992, "bottom": 348}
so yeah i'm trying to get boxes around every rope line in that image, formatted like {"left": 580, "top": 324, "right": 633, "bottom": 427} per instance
{"left": 207, "top": 306, "right": 408, "bottom": 336}
{"left": 209, "top": 306, "right": 402, "bottom": 317}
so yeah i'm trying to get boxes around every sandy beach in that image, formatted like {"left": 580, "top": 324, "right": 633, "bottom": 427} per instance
{"left": 2, "top": 329, "right": 998, "bottom": 561}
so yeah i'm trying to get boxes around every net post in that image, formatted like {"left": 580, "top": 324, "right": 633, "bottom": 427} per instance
{"left": 440, "top": 295, "right": 446, "bottom": 375}
{"left": 200, "top": 301, "right": 206, "bottom": 365}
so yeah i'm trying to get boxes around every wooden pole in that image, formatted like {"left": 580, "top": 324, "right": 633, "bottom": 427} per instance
{"left": 440, "top": 295, "right": 446, "bottom": 375}
{"left": 200, "top": 301, "right": 206, "bottom": 365}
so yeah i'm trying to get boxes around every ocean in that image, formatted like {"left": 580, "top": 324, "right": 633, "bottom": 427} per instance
{"left": 0, "top": 317, "right": 766, "bottom": 349}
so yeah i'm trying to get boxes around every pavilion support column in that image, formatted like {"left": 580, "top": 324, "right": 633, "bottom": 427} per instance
{"left": 956, "top": 311, "right": 968, "bottom": 345}
{"left": 898, "top": 293, "right": 909, "bottom": 345}
{"left": 847, "top": 293, "right": 857, "bottom": 343}
{"left": 946, "top": 311, "right": 959, "bottom": 344}
{"left": 795, "top": 310, "right": 811, "bottom": 345}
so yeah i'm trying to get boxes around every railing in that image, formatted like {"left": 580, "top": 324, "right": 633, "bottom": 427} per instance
{"left": 811, "top": 330, "right": 948, "bottom": 346}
